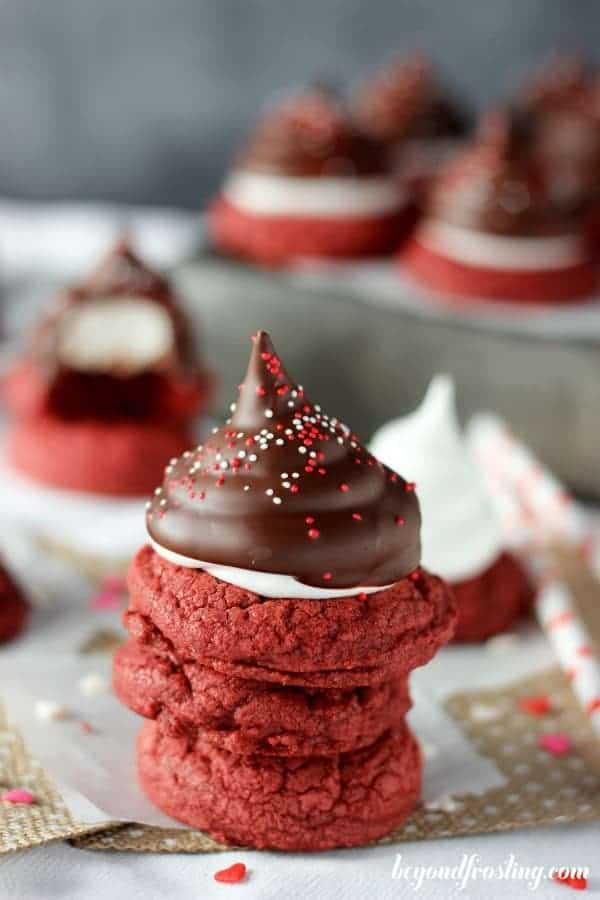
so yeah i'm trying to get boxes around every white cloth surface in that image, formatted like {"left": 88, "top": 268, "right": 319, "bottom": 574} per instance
{"left": 2, "top": 823, "right": 598, "bottom": 900}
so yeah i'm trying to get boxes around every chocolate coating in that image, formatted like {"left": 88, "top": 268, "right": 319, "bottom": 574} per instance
{"left": 147, "top": 331, "right": 420, "bottom": 589}
{"left": 237, "top": 87, "right": 389, "bottom": 177}
{"left": 22, "top": 240, "right": 205, "bottom": 421}
{"left": 426, "top": 109, "right": 573, "bottom": 236}
{"left": 353, "top": 54, "right": 467, "bottom": 145}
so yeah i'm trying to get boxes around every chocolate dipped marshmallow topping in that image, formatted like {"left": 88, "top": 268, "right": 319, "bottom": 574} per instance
{"left": 147, "top": 331, "right": 420, "bottom": 597}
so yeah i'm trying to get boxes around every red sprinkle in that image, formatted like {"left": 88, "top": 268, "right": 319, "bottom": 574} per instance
{"left": 305, "top": 516, "right": 315, "bottom": 524}
{"left": 395, "top": 516, "right": 405, "bottom": 526}
{"left": 308, "top": 528, "right": 320, "bottom": 540}
{"left": 519, "top": 694, "right": 552, "bottom": 716}
{"left": 256, "top": 386, "right": 266, "bottom": 397}
{"left": 352, "top": 513, "right": 362, "bottom": 521}
{"left": 290, "top": 484, "right": 299, "bottom": 493}
{"left": 405, "top": 482, "right": 416, "bottom": 492}
{"left": 1, "top": 789, "right": 36, "bottom": 805}
{"left": 322, "top": 572, "right": 332, "bottom": 581}
{"left": 358, "top": 592, "right": 368, "bottom": 601}
{"left": 538, "top": 733, "right": 572, "bottom": 757}
{"left": 339, "top": 483, "right": 349, "bottom": 493}
{"left": 214, "top": 862, "right": 247, "bottom": 884}
{"left": 216, "top": 476, "right": 225, "bottom": 487}
{"left": 553, "top": 871, "right": 588, "bottom": 891}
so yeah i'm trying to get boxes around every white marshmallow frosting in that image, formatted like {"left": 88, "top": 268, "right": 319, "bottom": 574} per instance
{"left": 58, "top": 297, "right": 175, "bottom": 375}
{"left": 223, "top": 171, "right": 405, "bottom": 218}
{"left": 369, "top": 375, "right": 503, "bottom": 582}
{"left": 416, "top": 220, "right": 585, "bottom": 271}
{"left": 149, "top": 539, "right": 394, "bottom": 600}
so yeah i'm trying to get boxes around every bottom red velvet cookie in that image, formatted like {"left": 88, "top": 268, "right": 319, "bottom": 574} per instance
{"left": 137, "top": 720, "right": 421, "bottom": 850}
{"left": 401, "top": 238, "right": 597, "bottom": 304}
{"left": 452, "top": 552, "right": 533, "bottom": 642}
{"left": 8, "top": 416, "right": 195, "bottom": 497}
{"left": 209, "top": 196, "right": 415, "bottom": 266}
{"left": 114, "top": 641, "right": 411, "bottom": 756}
{"left": 0, "top": 563, "right": 29, "bottom": 643}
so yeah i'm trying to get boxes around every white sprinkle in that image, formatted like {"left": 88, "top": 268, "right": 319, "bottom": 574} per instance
{"left": 287, "top": 401, "right": 294, "bottom": 408}
{"left": 229, "top": 402, "right": 237, "bottom": 412}
{"left": 276, "top": 439, "right": 284, "bottom": 446}
{"left": 35, "top": 700, "right": 68, "bottom": 723}
{"left": 314, "top": 404, "right": 321, "bottom": 412}
{"left": 267, "top": 433, "right": 274, "bottom": 440}
{"left": 220, "top": 461, "right": 228, "bottom": 470}
{"left": 273, "top": 497, "right": 282, "bottom": 505}
{"left": 298, "top": 447, "right": 307, "bottom": 455}
{"left": 183, "top": 451, "right": 192, "bottom": 458}
{"left": 309, "top": 451, "right": 317, "bottom": 458}
{"left": 154, "top": 487, "right": 162, "bottom": 496}
{"left": 420, "top": 741, "right": 439, "bottom": 760}
{"left": 425, "top": 794, "right": 463, "bottom": 813}
{"left": 164, "top": 465, "right": 173, "bottom": 475}
{"left": 211, "top": 426, "right": 219, "bottom": 434}
{"left": 292, "top": 472, "right": 300, "bottom": 479}
{"left": 285, "top": 429, "right": 293, "bottom": 435}
{"left": 237, "top": 433, "right": 244, "bottom": 438}
{"left": 238, "top": 450, "right": 247, "bottom": 459}
{"left": 265, "top": 410, "right": 274, "bottom": 418}
{"left": 145, "top": 501, "right": 152, "bottom": 510}
{"left": 249, "top": 454, "right": 257, "bottom": 462}
{"left": 281, "top": 472, "right": 289, "bottom": 479}
{"left": 469, "top": 703, "right": 504, "bottom": 723}
{"left": 243, "top": 485, "right": 251, "bottom": 492}
{"left": 79, "top": 674, "right": 108, "bottom": 697}
{"left": 169, "top": 457, "right": 178, "bottom": 465}
{"left": 337, "top": 436, "right": 344, "bottom": 444}
{"left": 160, "top": 499, "right": 167, "bottom": 506}
{"left": 266, "top": 488, "right": 274, "bottom": 496}
{"left": 282, "top": 481, "right": 291, "bottom": 489}
{"left": 486, "top": 634, "right": 520, "bottom": 655}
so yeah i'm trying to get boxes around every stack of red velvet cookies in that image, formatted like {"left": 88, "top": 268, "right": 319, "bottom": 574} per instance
{"left": 114, "top": 331, "right": 456, "bottom": 850}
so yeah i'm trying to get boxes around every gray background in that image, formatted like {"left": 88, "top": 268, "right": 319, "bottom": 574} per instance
{"left": 0, "top": 0, "right": 594, "bottom": 208}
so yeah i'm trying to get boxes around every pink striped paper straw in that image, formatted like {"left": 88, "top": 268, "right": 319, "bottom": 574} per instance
{"left": 468, "top": 414, "right": 600, "bottom": 735}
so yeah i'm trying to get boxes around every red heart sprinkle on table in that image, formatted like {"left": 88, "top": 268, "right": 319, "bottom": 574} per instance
{"left": 214, "top": 862, "right": 247, "bottom": 884}
{"left": 538, "top": 733, "right": 572, "bottom": 756}
{"left": 519, "top": 694, "right": 552, "bottom": 716}
{"left": 1, "top": 789, "right": 36, "bottom": 805}
{"left": 553, "top": 872, "right": 588, "bottom": 890}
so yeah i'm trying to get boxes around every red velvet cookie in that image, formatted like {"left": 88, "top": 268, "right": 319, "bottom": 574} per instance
{"left": 125, "top": 546, "right": 456, "bottom": 687}
{"left": 0, "top": 562, "right": 29, "bottom": 643}
{"left": 210, "top": 197, "right": 413, "bottom": 267}
{"left": 8, "top": 416, "right": 195, "bottom": 497}
{"left": 403, "top": 237, "right": 596, "bottom": 305}
{"left": 114, "top": 640, "right": 411, "bottom": 756}
{"left": 137, "top": 720, "right": 421, "bottom": 850}
{"left": 452, "top": 551, "right": 533, "bottom": 642}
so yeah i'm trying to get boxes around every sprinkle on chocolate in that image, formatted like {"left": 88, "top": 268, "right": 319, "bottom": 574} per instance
{"left": 146, "top": 330, "right": 421, "bottom": 589}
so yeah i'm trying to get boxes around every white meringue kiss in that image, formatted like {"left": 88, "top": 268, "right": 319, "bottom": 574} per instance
{"left": 370, "top": 376, "right": 503, "bottom": 582}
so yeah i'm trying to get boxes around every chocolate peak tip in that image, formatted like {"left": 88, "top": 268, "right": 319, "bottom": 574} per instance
{"left": 231, "top": 331, "right": 299, "bottom": 429}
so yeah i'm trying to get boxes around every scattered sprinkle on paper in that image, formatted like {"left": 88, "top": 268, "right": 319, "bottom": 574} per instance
{"left": 485, "top": 633, "right": 520, "bottom": 655}
{"left": 519, "top": 694, "right": 552, "bottom": 716}
{"left": 420, "top": 741, "right": 439, "bottom": 760}
{"left": 101, "top": 575, "right": 127, "bottom": 594}
{"left": 34, "top": 700, "right": 68, "bottom": 722}
{"left": 79, "top": 673, "right": 109, "bottom": 697}
{"left": 1, "top": 788, "right": 36, "bottom": 805}
{"left": 538, "top": 733, "right": 572, "bottom": 757}
{"left": 214, "top": 862, "right": 247, "bottom": 884}
{"left": 424, "top": 794, "right": 463, "bottom": 813}
{"left": 80, "top": 721, "right": 93, "bottom": 734}
{"left": 553, "top": 871, "right": 588, "bottom": 890}
{"left": 89, "top": 592, "right": 121, "bottom": 611}
{"left": 469, "top": 702, "right": 503, "bottom": 723}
